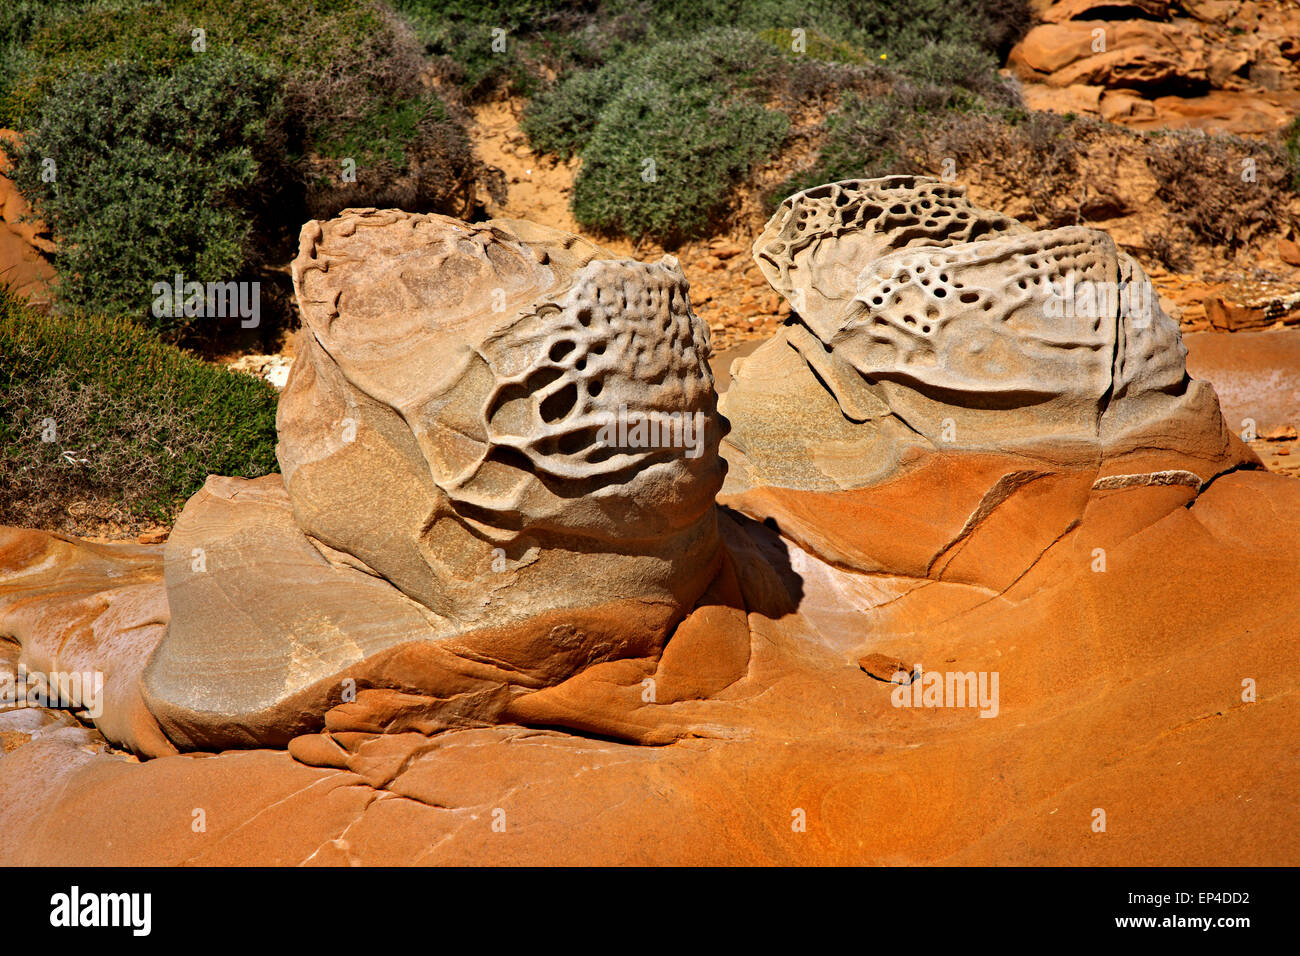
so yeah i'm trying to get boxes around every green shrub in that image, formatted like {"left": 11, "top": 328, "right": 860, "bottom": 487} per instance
{"left": 754, "top": 25, "right": 870, "bottom": 65}
{"left": 516, "top": 1, "right": 1027, "bottom": 241}
{"left": 778, "top": 93, "right": 916, "bottom": 195}
{"left": 7, "top": 53, "right": 277, "bottom": 331}
{"left": 301, "top": 86, "right": 481, "bottom": 221}
{"left": 773, "top": 66, "right": 1013, "bottom": 204}
{"left": 0, "top": 0, "right": 56, "bottom": 49}
{"left": 2, "top": 0, "right": 476, "bottom": 197}
{"left": 897, "top": 42, "right": 1005, "bottom": 102}
{"left": 2, "top": 0, "right": 479, "bottom": 332}
{"left": 1285, "top": 116, "right": 1300, "bottom": 192}
{"left": 629, "top": 0, "right": 1029, "bottom": 63}
{"left": 0, "top": 0, "right": 108, "bottom": 113}
{"left": 394, "top": 0, "right": 1030, "bottom": 103}
{"left": 568, "top": 30, "right": 790, "bottom": 242}
{"left": 5, "top": 1, "right": 421, "bottom": 131}
{"left": 393, "top": 0, "right": 604, "bottom": 99}
{"left": 0, "top": 285, "right": 278, "bottom": 531}
{"left": 522, "top": 60, "right": 635, "bottom": 160}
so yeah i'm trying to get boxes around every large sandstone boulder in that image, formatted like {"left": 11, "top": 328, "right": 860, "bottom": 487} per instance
{"left": 720, "top": 176, "right": 1256, "bottom": 583}
{"left": 142, "top": 210, "right": 725, "bottom": 748}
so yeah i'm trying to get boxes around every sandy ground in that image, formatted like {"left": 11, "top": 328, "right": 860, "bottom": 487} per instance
{"left": 0, "top": 131, "right": 54, "bottom": 306}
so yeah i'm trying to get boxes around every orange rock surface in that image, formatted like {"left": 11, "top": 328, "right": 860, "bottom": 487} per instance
{"left": 1, "top": 462, "right": 1297, "bottom": 864}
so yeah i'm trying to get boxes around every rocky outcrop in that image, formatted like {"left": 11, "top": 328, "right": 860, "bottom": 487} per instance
{"left": 3, "top": 466, "right": 1299, "bottom": 865}
{"left": 0, "top": 189, "right": 1297, "bottom": 865}
{"left": 1010, "top": 0, "right": 1300, "bottom": 135}
{"left": 720, "top": 176, "right": 1255, "bottom": 583}
{"left": 143, "top": 210, "right": 726, "bottom": 748}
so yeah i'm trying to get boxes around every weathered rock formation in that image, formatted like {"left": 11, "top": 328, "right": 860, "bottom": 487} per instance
{"left": 720, "top": 176, "right": 1255, "bottom": 583}
{"left": 0, "top": 189, "right": 1297, "bottom": 866}
{"left": 143, "top": 210, "right": 725, "bottom": 748}
{"left": 1010, "top": 0, "right": 1300, "bottom": 134}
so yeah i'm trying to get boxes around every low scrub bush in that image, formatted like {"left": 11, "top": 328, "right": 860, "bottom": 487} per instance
{"left": 7, "top": 53, "right": 277, "bottom": 331}
{"left": 567, "top": 30, "right": 790, "bottom": 242}
{"left": 0, "top": 286, "right": 278, "bottom": 532}
{"left": 2, "top": 0, "right": 479, "bottom": 332}
{"left": 1146, "top": 129, "right": 1292, "bottom": 250}
{"left": 521, "top": 60, "right": 635, "bottom": 160}
{"left": 636, "top": 0, "right": 1030, "bottom": 63}
{"left": 773, "top": 70, "right": 1014, "bottom": 201}
{"left": 394, "top": 0, "right": 607, "bottom": 99}
{"left": 520, "top": 1, "right": 1030, "bottom": 241}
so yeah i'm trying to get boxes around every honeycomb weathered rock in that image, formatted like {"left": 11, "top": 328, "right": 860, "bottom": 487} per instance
{"left": 141, "top": 210, "right": 725, "bottom": 747}
{"left": 721, "top": 176, "right": 1254, "bottom": 581}
{"left": 753, "top": 175, "right": 1026, "bottom": 341}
